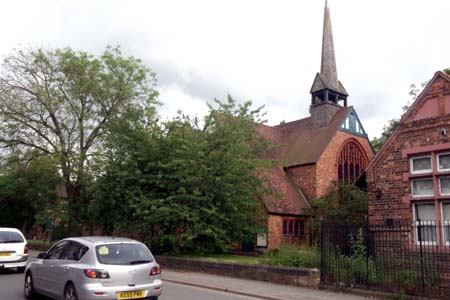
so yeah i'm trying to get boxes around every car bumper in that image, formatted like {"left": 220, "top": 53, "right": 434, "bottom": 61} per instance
{"left": 77, "top": 279, "right": 163, "bottom": 300}
{"left": 0, "top": 255, "right": 28, "bottom": 269}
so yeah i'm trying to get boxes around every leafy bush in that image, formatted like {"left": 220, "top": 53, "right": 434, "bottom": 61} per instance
{"left": 324, "top": 229, "right": 378, "bottom": 287}
{"left": 395, "top": 269, "right": 417, "bottom": 292}
{"left": 261, "top": 245, "right": 319, "bottom": 268}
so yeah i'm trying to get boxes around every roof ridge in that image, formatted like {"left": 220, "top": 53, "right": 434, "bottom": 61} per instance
{"left": 366, "top": 71, "right": 450, "bottom": 172}
{"left": 274, "top": 116, "right": 311, "bottom": 128}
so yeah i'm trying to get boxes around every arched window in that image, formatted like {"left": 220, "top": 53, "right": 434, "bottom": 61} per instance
{"left": 337, "top": 139, "right": 368, "bottom": 183}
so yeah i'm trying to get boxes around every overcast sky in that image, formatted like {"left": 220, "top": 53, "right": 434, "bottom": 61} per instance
{"left": 0, "top": 0, "right": 448, "bottom": 139}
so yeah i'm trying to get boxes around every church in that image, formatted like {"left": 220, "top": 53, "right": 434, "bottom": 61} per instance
{"left": 256, "top": 2, "right": 374, "bottom": 250}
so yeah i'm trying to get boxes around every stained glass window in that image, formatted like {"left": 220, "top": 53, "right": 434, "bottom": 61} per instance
{"left": 337, "top": 140, "right": 368, "bottom": 183}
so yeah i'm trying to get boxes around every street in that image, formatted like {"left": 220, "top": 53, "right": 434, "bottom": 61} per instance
{"left": 0, "top": 269, "right": 261, "bottom": 300}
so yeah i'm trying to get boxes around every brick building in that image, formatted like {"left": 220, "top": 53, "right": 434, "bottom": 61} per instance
{"left": 366, "top": 71, "right": 450, "bottom": 246}
{"left": 256, "top": 2, "right": 374, "bottom": 251}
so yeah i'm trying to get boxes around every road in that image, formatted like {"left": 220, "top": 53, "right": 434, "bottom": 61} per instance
{"left": 0, "top": 268, "right": 261, "bottom": 300}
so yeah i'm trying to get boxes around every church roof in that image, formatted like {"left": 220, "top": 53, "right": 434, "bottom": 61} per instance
{"left": 258, "top": 106, "right": 353, "bottom": 215}
{"left": 262, "top": 165, "right": 311, "bottom": 215}
{"left": 261, "top": 106, "right": 352, "bottom": 167}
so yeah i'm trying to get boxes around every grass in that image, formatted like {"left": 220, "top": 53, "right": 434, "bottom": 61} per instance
{"left": 178, "top": 245, "right": 320, "bottom": 268}
{"left": 27, "top": 239, "right": 54, "bottom": 248}
{"left": 180, "top": 254, "right": 262, "bottom": 264}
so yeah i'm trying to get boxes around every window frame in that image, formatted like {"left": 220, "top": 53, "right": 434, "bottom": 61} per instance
{"left": 46, "top": 240, "right": 70, "bottom": 260}
{"left": 442, "top": 202, "right": 450, "bottom": 246}
{"left": 439, "top": 176, "right": 450, "bottom": 196}
{"left": 63, "top": 241, "right": 89, "bottom": 261}
{"left": 406, "top": 148, "right": 450, "bottom": 246}
{"left": 281, "top": 218, "right": 306, "bottom": 238}
{"left": 410, "top": 155, "right": 432, "bottom": 175}
{"left": 413, "top": 203, "right": 437, "bottom": 246}
{"left": 437, "top": 152, "right": 450, "bottom": 172}
{"left": 411, "top": 178, "right": 435, "bottom": 198}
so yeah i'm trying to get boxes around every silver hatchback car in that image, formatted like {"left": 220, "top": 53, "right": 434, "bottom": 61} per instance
{"left": 24, "top": 236, "right": 163, "bottom": 300}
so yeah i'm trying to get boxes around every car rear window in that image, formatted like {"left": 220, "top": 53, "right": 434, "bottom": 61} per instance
{"left": 0, "top": 231, "right": 24, "bottom": 243}
{"left": 95, "top": 243, "right": 154, "bottom": 265}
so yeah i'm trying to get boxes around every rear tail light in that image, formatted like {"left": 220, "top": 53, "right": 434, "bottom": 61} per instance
{"left": 83, "top": 269, "right": 110, "bottom": 279}
{"left": 150, "top": 265, "right": 161, "bottom": 276}
{"left": 24, "top": 244, "right": 29, "bottom": 255}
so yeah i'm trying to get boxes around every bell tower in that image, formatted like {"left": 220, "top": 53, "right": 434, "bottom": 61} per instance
{"left": 310, "top": 0, "right": 348, "bottom": 128}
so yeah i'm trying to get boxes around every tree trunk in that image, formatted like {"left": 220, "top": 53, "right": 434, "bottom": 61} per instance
{"left": 66, "top": 182, "right": 81, "bottom": 236}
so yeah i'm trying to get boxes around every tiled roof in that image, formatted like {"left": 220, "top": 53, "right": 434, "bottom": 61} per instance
{"left": 258, "top": 106, "right": 352, "bottom": 215}
{"left": 260, "top": 106, "right": 352, "bottom": 166}
{"left": 262, "top": 166, "right": 310, "bottom": 215}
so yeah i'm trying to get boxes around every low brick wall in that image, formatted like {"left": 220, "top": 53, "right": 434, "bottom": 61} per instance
{"left": 155, "top": 256, "right": 320, "bottom": 288}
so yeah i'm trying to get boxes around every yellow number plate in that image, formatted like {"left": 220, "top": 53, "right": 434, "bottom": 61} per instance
{"left": 0, "top": 252, "right": 12, "bottom": 257}
{"left": 116, "top": 290, "right": 145, "bottom": 300}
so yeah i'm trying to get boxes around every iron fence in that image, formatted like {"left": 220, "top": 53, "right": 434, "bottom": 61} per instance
{"left": 320, "top": 220, "right": 450, "bottom": 298}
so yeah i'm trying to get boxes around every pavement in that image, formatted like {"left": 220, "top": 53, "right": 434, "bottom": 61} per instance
{"left": 161, "top": 269, "right": 379, "bottom": 300}
{"left": 29, "top": 250, "right": 379, "bottom": 300}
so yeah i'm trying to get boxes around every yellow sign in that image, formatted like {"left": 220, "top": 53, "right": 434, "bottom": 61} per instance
{"left": 116, "top": 290, "right": 145, "bottom": 299}
{"left": 98, "top": 246, "right": 109, "bottom": 255}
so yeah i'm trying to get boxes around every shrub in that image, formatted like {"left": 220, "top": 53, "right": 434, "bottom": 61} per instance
{"left": 261, "top": 245, "right": 319, "bottom": 268}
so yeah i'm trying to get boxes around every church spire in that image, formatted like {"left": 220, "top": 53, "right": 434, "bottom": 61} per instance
{"left": 321, "top": 0, "right": 338, "bottom": 89}
{"left": 310, "top": 0, "right": 348, "bottom": 108}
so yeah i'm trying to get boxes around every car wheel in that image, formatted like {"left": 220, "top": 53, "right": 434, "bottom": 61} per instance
{"left": 24, "top": 272, "right": 36, "bottom": 299}
{"left": 17, "top": 266, "right": 26, "bottom": 273}
{"left": 64, "top": 283, "right": 78, "bottom": 300}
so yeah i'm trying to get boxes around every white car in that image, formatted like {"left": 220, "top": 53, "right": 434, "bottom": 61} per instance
{"left": 0, "top": 227, "right": 28, "bottom": 273}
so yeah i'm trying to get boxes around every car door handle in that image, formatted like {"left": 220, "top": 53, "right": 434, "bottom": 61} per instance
{"left": 64, "top": 267, "right": 69, "bottom": 272}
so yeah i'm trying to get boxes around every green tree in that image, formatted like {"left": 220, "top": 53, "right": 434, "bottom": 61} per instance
{"left": 370, "top": 118, "right": 400, "bottom": 153}
{"left": 90, "top": 96, "right": 273, "bottom": 254}
{"left": 308, "top": 182, "right": 368, "bottom": 225}
{"left": 0, "top": 46, "right": 158, "bottom": 232}
{"left": 0, "top": 152, "right": 61, "bottom": 232}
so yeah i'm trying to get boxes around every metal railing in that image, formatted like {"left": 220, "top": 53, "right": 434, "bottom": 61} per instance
{"left": 319, "top": 220, "right": 450, "bottom": 298}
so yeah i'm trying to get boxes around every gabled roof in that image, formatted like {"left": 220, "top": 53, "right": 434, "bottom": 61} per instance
{"left": 366, "top": 71, "right": 450, "bottom": 172}
{"left": 262, "top": 166, "right": 310, "bottom": 215}
{"left": 260, "top": 106, "right": 352, "bottom": 167}
{"left": 257, "top": 106, "right": 355, "bottom": 215}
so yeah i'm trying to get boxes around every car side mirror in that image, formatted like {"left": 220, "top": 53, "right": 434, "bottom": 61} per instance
{"left": 37, "top": 252, "right": 47, "bottom": 259}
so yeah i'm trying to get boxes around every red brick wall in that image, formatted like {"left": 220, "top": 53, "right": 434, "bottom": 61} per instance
{"left": 267, "top": 215, "right": 309, "bottom": 250}
{"left": 367, "top": 75, "right": 450, "bottom": 224}
{"left": 316, "top": 131, "right": 374, "bottom": 198}
{"left": 288, "top": 164, "right": 316, "bottom": 200}
{"left": 287, "top": 131, "right": 373, "bottom": 202}
{"left": 267, "top": 215, "right": 283, "bottom": 250}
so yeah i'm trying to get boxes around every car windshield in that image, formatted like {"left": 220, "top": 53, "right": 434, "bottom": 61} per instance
{"left": 0, "top": 231, "right": 24, "bottom": 243}
{"left": 95, "top": 243, "right": 153, "bottom": 265}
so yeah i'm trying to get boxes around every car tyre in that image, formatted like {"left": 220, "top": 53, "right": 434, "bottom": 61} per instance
{"left": 17, "top": 266, "right": 26, "bottom": 273}
{"left": 64, "top": 283, "right": 79, "bottom": 300}
{"left": 24, "top": 272, "right": 37, "bottom": 299}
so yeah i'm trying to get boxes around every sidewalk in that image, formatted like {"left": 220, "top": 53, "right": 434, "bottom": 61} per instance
{"left": 162, "top": 268, "right": 379, "bottom": 300}
{"left": 29, "top": 250, "right": 379, "bottom": 300}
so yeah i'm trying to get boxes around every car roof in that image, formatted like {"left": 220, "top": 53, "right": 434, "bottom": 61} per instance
{"left": 65, "top": 236, "right": 141, "bottom": 246}
{"left": 0, "top": 227, "right": 23, "bottom": 233}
